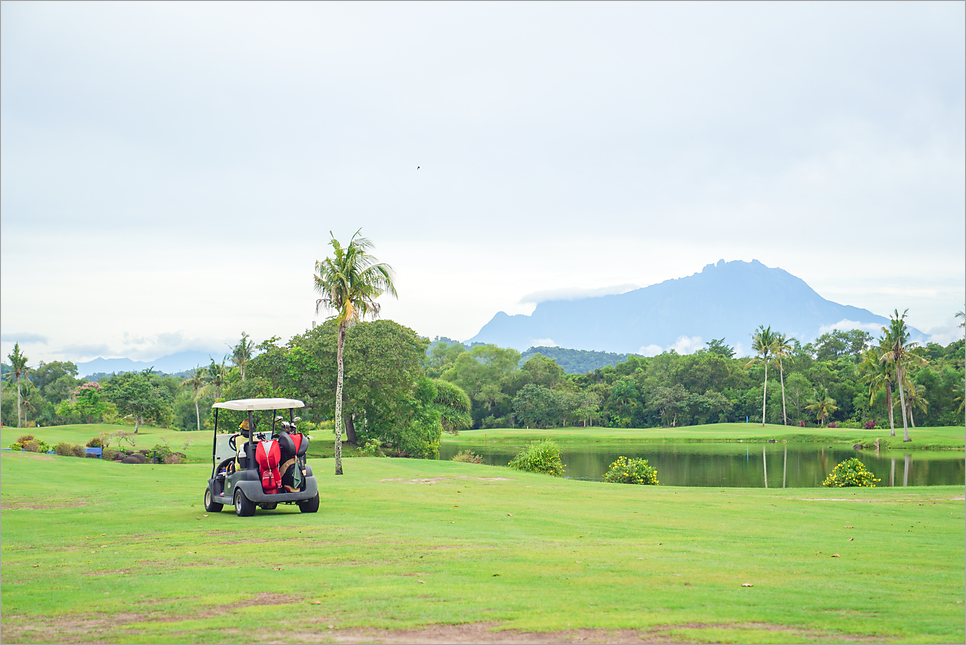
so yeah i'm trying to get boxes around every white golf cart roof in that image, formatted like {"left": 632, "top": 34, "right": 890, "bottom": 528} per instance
{"left": 212, "top": 398, "right": 305, "bottom": 411}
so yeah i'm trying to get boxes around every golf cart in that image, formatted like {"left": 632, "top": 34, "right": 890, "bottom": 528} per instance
{"left": 203, "top": 398, "right": 319, "bottom": 517}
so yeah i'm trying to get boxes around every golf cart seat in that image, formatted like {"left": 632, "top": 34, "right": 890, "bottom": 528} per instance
{"left": 278, "top": 431, "right": 309, "bottom": 492}
{"left": 254, "top": 439, "right": 282, "bottom": 494}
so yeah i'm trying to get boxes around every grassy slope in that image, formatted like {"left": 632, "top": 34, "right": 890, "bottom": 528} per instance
{"left": 443, "top": 424, "right": 966, "bottom": 451}
{"left": 1, "top": 452, "right": 963, "bottom": 644}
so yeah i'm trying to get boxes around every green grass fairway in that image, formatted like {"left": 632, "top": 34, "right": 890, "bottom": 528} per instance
{"left": 1, "top": 452, "right": 963, "bottom": 643}
{"left": 443, "top": 424, "right": 966, "bottom": 451}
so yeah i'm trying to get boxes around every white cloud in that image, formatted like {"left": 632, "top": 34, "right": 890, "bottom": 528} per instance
{"left": 519, "top": 284, "right": 639, "bottom": 304}
{"left": 925, "top": 320, "right": 966, "bottom": 346}
{"left": 0, "top": 332, "right": 48, "bottom": 345}
{"left": 818, "top": 319, "right": 884, "bottom": 335}
{"left": 670, "top": 336, "right": 704, "bottom": 355}
{"left": 639, "top": 336, "right": 705, "bottom": 357}
{"left": 529, "top": 338, "right": 557, "bottom": 348}
{"left": 638, "top": 344, "right": 663, "bottom": 357}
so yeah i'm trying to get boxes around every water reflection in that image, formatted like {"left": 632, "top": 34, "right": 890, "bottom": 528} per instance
{"left": 439, "top": 442, "right": 966, "bottom": 488}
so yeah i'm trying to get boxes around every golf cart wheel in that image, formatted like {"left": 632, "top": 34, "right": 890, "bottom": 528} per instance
{"left": 234, "top": 489, "right": 255, "bottom": 517}
{"left": 204, "top": 488, "right": 223, "bottom": 513}
{"left": 259, "top": 502, "right": 278, "bottom": 510}
{"left": 298, "top": 493, "right": 320, "bottom": 513}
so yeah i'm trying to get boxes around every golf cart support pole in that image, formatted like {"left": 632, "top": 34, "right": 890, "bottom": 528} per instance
{"left": 247, "top": 410, "right": 254, "bottom": 470}
{"left": 211, "top": 408, "right": 220, "bottom": 479}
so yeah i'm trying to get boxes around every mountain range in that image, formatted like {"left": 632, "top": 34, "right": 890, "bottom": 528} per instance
{"left": 468, "top": 259, "right": 925, "bottom": 354}
{"left": 75, "top": 351, "right": 222, "bottom": 379}
{"left": 70, "top": 259, "right": 924, "bottom": 376}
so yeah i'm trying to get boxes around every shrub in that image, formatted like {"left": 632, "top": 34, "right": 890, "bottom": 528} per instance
{"left": 86, "top": 437, "right": 103, "bottom": 448}
{"left": 798, "top": 420, "right": 806, "bottom": 427}
{"left": 863, "top": 420, "right": 876, "bottom": 430}
{"left": 17, "top": 434, "right": 35, "bottom": 444}
{"left": 822, "top": 458, "right": 880, "bottom": 488}
{"left": 21, "top": 439, "right": 48, "bottom": 453}
{"left": 103, "top": 448, "right": 120, "bottom": 461}
{"left": 54, "top": 442, "right": 77, "bottom": 457}
{"left": 603, "top": 456, "right": 659, "bottom": 485}
{"left": 149, "top": 443, "right": 174, "bottom": 464}
{"left": 75, "top": 445, "right": 90, "bottom": 458}
{"left": 359, "top": 438, "right": 383, "bottom": 457}
{"left": 452, "top": 450, "right": 481, "bottom": 464}
{"left": 828, "top": 421, "right": 838, "bottom": 428}
{"left": 508, "top": 440, "right": 564, "bottom": 477}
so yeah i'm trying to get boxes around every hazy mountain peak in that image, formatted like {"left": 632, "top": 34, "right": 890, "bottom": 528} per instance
{"left": 468, "top": 259, "right": 921, "bottom": 355}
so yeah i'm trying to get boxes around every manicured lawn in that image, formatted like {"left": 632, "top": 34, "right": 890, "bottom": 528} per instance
{"left": 1, "top": 450, "right": 963, "bottom": 643}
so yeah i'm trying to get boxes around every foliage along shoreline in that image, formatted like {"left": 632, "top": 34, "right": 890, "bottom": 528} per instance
{"left": 3, "top": 317, "right": 964, "bottom": 461}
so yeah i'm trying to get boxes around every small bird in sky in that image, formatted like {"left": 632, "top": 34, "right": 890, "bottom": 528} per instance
{"left": 417, "top": 166, "right": 420, "bottom": 169}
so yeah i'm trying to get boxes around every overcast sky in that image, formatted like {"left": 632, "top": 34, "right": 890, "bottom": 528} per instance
{"left": 2, "top": 1, "right": 964, "bottom": 365}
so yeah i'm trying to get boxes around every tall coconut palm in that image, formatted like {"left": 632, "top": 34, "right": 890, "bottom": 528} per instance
{"left": 957, "top": 309, "right": 965, "bottom": 426}
{"left": 772, "top": 332, "right": 793, "bottom": 425}
{"left": 860, "top": 345, "right": 896, "bottom": 436}
{"left": 745, "top": 325, "right": 776, "bottom": 427}
{"left": 180, "top": 367, "right": 207, "bottom": 432}
{"left": 5, "top": 343, "right": 30, "bottom": 428}
{"left": 880, "top": 309, "right": 924, "bottom": 443}
{"left": 232, "top": 333, "right": 254, "bottom": 381}
{"left": 314, "top": 229, "right": 397, "bottom": 476}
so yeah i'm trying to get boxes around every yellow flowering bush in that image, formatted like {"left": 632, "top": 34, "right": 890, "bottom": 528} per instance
{"left": 603, "top": 456, "right": 658, "bottom": 485}
{"left": 821, "top": 457, "right": 880, "bottom": 487}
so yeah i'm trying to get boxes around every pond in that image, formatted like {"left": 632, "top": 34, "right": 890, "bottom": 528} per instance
{"left": 439, "top": 442, "right": 966, "bottom": 487}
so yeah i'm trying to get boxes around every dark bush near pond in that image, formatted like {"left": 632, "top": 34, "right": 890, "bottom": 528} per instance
{"left": 508, "top": 440, "right": 564, "bottom": 477}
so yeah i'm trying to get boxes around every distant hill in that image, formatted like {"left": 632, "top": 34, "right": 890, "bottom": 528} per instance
{"left": 76, "top": 350, "right": 222, "bottom": 378}
{"left": 469, "top": 259, "right": 925, "bottom": 355}
{"left": 521, "top": 346, "right": 635, "bottom": 374}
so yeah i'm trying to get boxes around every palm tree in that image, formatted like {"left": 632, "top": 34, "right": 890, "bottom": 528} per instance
{"left": 902, "top": 380, "right": 927, "bottom": 428}
{"left": 180, "top": 367, "right": 207, "bottom": 432}
{"left": 772, "top": 332, "right": 793, "bottom": 425}
{"left": 206, "top": 358, "right": 227, "bottom": 400}
{"left": 957, "top": 309, "right": 965, "bottom": 427}
{"left": 860, "top": 345, "right": 896, "bottom": 436}
{"left": 745, "top": 325, "right": 776, "bottom": 427}
{"left": 232, "top": 333, "right": 254, "bottom": 381}
{"left": 880, "top": 309, "right": 924, "bottom": 443}
{"left": 805, "top": 388, "right": 838, "bottom": 427}
{"left": 314, "top": 229, "right": 398, "bottom": 476}
{"left": 5, "top": 343, "right": 30, "bottom": 428}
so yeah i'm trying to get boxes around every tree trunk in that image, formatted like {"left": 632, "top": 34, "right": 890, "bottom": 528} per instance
{"left": 897, "top": 364, "right": 911, "bottom": 442}
{"left": 886, "top": 382, "right": 895, "bottom": 437}
{"left": 334, "top": 321, "right": 346, "bottom": 475}
{"left": 779, "top": 360, "right": 787, "bottom": 425}
{"left": 195, "top": 397, "right": 201, "bottom": 432}
{"left": 16, "top": 379, "right": 22, "bottom": 428}
{"left": 344, "top": 414, "right": 357, "bottom": 444}
{"left": 760, "top": 362, "right": 768, "bottom": 427}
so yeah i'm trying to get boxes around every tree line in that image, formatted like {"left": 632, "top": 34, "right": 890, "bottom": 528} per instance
{"left": 3, "top": 315, "right": 963, "bottom": 451}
